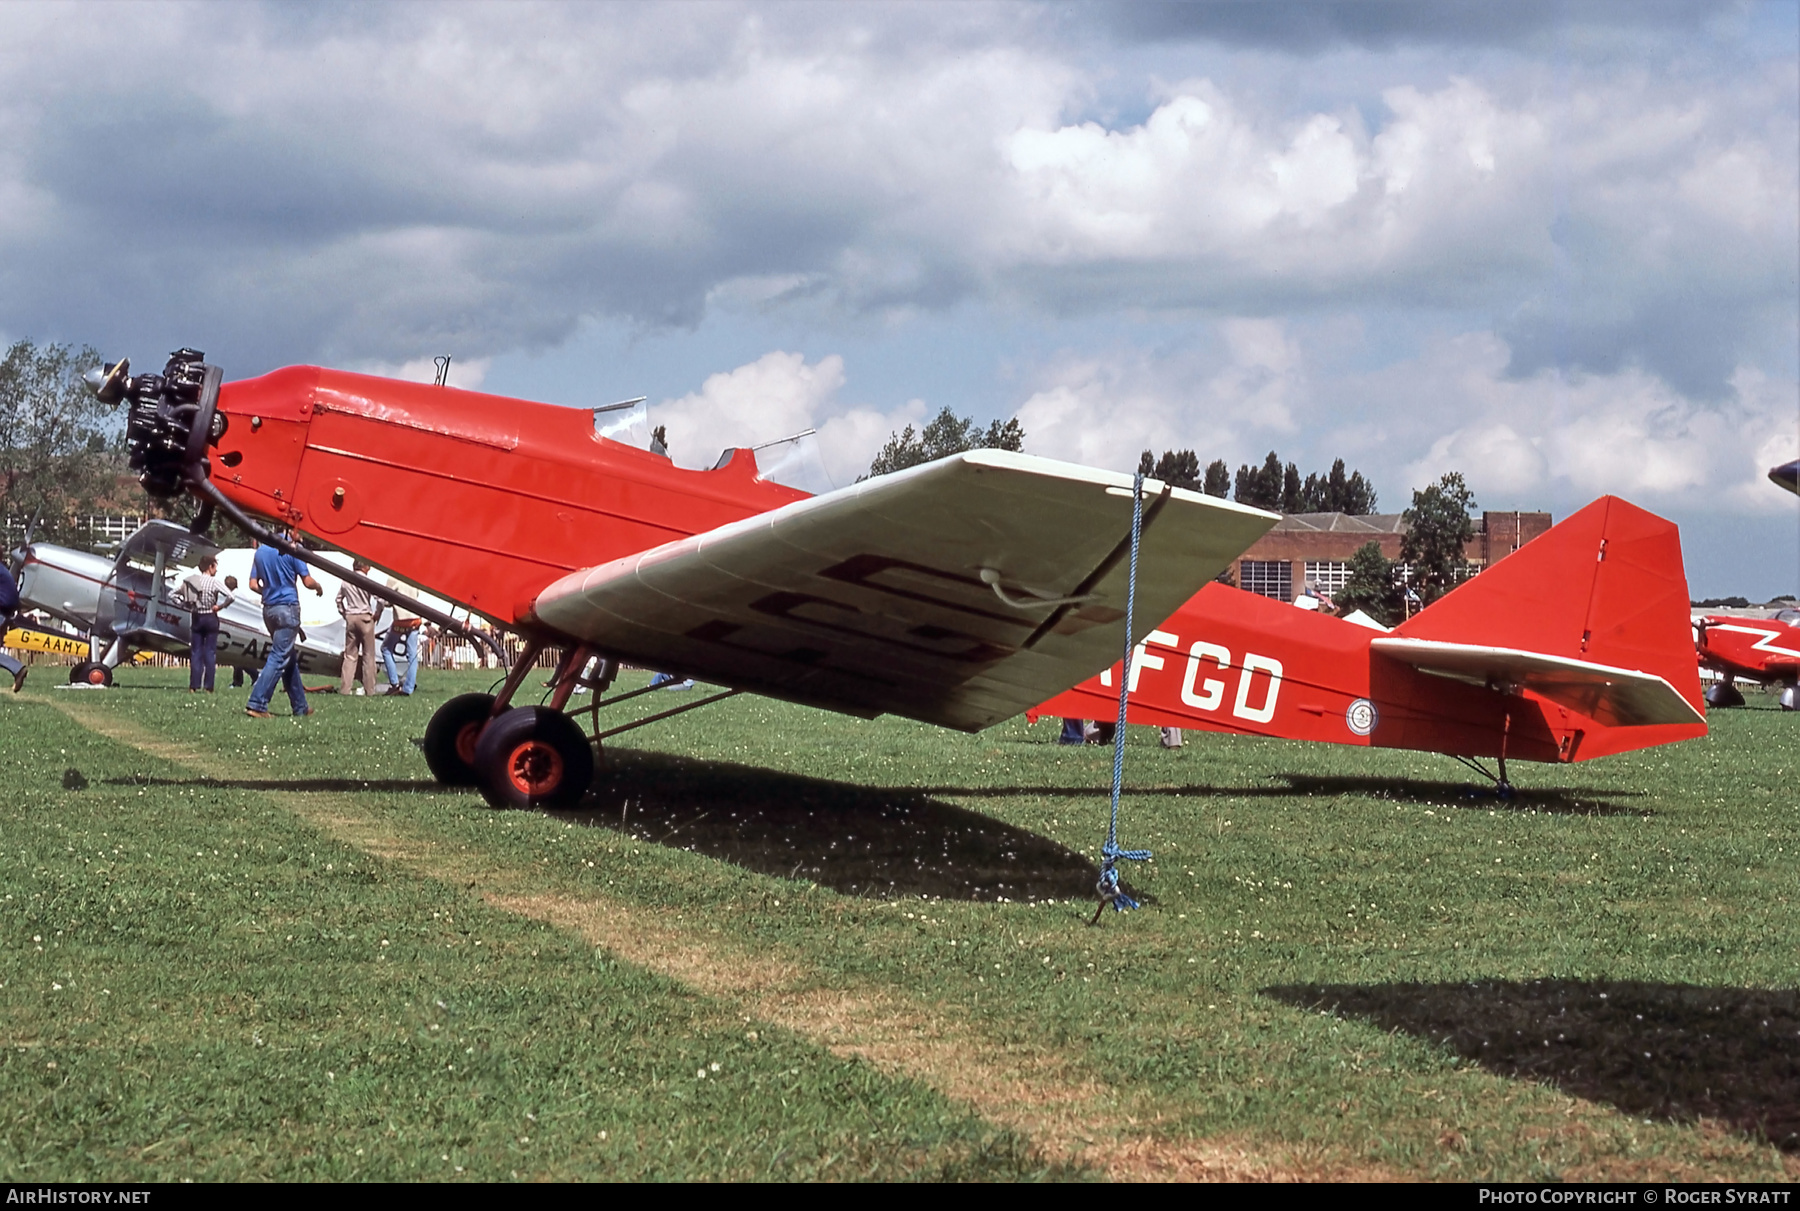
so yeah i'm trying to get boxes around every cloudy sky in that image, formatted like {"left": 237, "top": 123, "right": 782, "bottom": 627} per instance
{"left": 2, "top": 0, "right": 1795, "bottom": 595}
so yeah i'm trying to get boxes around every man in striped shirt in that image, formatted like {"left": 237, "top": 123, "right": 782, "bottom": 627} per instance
{"left": 175, "top": 555, "right": 233, "bottom": 693}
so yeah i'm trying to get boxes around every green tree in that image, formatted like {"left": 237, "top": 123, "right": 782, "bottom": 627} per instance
{"left": 0, "top": 339, "right": 122, "bottom": 546}
{"left": 1298, "top": 458, "right": 1379, "bottom": 513}
{"left": 1202, "top": 459, "right": 1230, "bottom": 498}
{"left": 1234, "top": 451, "right": 1286, "bottom": 511}
{"left": 866, "top": 408, "right": 1024, "bottom": 478}
{"left": 1401, "top": 471, "right": 1477, "bottom": 607}
{"left": 1334, "top": 541, "right": 1401, "bottom": 625}
{"left": 1136, "top": 448, "right": 1202, "bottom": 490}
{"left": 1281, "top": 461, "right": 1303, "bottom": 513}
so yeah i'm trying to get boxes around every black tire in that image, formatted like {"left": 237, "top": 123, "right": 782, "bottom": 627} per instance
{"left": 473, "top": 706, "right": 593, "bottom": 810}
{"left": 69, "top": 662, "right": 112, "bottom": 687}
{"left": 422, "top": 693, "right": 496, "bottom": 786}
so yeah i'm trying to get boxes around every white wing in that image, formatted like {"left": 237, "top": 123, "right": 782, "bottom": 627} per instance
{"left": 532, "top": 450, "right": 1277, "bottom": 730}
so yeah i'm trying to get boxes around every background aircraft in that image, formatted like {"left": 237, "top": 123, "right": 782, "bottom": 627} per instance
{"left": 12, "top": 518, "right": 344, "bottom": 686}
{"left": 86, "top": 348, "right": 1280, "bottom": 808}
{"left": 1033, "top": 496, "right": 1707, "bottom": 790}
{"left": 1695, "top": 608, "right": 1799, "bottom": 711}
{"left": 1689, "top": 456, "right": 1800, "bottom": 709}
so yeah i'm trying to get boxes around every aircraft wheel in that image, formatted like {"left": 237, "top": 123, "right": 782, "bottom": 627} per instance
{"left": 422, "top": 693, "right": 496, "bottom": 785}
{"left": 474, "top": 706, "right": 593, "bottom": 810}
{"left": 68, "top": 662, "right": 112, "bottom": 687}
{"left": 1780, "top": 685, "right": 1797, "bottom": 712}
{"left": 1704, "top": 682, "right": 1745, "bottom": 709}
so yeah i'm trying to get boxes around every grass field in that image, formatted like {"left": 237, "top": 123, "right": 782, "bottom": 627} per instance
{"left": 0, "top": 667, "right": 1794, "bottom": 1181}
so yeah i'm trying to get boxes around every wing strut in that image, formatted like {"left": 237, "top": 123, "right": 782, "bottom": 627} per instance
{"left": 190, "top": 475, "right": 510, "bottom": 669}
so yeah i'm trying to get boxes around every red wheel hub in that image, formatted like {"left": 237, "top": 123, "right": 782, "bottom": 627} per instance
{"left": 505, "top": 739, "right": 564, "bottom": 797}
{"left": 86, "top": 667, "right": 107, "bottom": 685}
{"left": 455, "top": 721, "right": 483, "bottom": 766}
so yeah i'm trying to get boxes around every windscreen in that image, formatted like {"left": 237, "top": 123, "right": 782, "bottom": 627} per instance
{"left": 751, "top": 430, "right": 835, "bottom": 497}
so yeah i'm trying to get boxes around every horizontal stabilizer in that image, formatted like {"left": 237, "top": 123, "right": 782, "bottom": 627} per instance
{"left": 532, "top": 450, "right": 1278, "bottom": 731}
{"left": 1371, "top": 637, "right": 1704, "bottom": 728}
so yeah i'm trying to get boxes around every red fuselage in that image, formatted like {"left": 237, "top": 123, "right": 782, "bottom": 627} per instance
{"left": 211, "top": 367, "right": 807, "bottom": 628}
{"left": 1696, "top": 612, "right": 1800, "bottom": 686}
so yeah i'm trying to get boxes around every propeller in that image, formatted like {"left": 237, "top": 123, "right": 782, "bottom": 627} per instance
{"left": 6, "top": 512, "right": 40, "bottom": 579}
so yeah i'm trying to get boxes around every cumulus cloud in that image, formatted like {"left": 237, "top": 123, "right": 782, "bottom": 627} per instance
{"left": 1368, "top": 334, "right": 1799, "bottom": 512}
{"left": 1012, "top": 319, "right": 1306, "bottom": 471}
{"left": 652, "top": 349, "right": 924, "bottom": 485}
{"left": 0, "top": 0, "right": 1789, "bottom": 555}
{"left": 1099, "top": 0, "right": 1731, "bottom": 53}
{"left": 0, "top": 3, "right": 1786, "bottom": 393}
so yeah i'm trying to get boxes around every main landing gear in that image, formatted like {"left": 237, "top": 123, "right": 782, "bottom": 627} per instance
{"left": 68, "top": 661, "right": 113, "bottom": 688}
{"left": 421, "top": 642, "right": 739, "bottom": 810}
{"left": 1705, "top": 677, "right": 1746, "bottom": 709}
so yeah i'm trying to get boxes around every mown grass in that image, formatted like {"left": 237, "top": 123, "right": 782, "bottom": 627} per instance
{"left": 2, "top": 668, "right": 1795, "bottom": 1180}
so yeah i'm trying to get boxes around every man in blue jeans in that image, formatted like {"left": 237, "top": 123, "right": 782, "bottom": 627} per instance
{"left": 378, "top": 573, "right": 421, "bottom": 696}
{"left": 245, "top": 530, "right": 323, "bottom": 718}
{"left": 0, "top": 561, "right": 26, "bottom": 693}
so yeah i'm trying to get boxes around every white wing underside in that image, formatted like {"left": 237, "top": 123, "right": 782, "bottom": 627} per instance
{"left": 1371, "top": 637, "right": 1704, "bottom": 728}
{"left": 533, "top": 450, "right": 1278, "bottom": 731}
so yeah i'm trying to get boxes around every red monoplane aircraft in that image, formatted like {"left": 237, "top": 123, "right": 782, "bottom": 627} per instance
{"left": 1696, "top": 608, "right": 1800, "bottom": 711}
{"left": 90, "top": 349, "right": 1280, "bottom": 808}
{"left": 1033, "top": 496, "right": 1708, "bottom": 789}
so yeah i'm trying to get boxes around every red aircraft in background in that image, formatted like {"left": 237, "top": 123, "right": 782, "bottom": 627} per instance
{"left": 89, "top": 348, "right": 1279, "bottom": 809}
{"left": 1035, "top": 497, "right": 1708, "bottom": 789}
{"left": 1693, "top": 456, "right": 1800, "bottom": 710}
{"left": 1696, "top": 609, "right": 1800, "bottom": 711}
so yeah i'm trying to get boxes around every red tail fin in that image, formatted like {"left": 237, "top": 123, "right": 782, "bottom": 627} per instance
{"left": 1397, "top": 496, "right": 1704, "bottom": 746}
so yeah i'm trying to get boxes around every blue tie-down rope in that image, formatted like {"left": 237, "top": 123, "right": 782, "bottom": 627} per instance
{"left": 1092, "top": 471, "right": 1153, "bottom": 924}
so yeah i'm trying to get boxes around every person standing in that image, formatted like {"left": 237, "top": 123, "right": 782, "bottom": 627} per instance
{"left": 245, "top": 531, "right": 323, "bottom": 718}
{"left": 336, "top": 561, "right": 382, "bottom": 696}
{"left": 223, "top": 574, "right": 248, "bottom": 687}
{"left": 175, "top": 555, "right": 233, "bottom": 693}
{"left": 0, "top": 561, "right": 26, "bottom": 693}
{"left": 380, "top": 573, "right": 421, "bottom": 696}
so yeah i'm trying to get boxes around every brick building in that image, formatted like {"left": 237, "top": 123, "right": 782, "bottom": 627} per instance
{"left": 1233, "top": 510, "right": 1553, "bottom": 602}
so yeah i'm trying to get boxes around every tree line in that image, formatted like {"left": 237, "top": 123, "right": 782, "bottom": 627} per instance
{"left": 866, "top": 408, "right": 1025, "bottom": 478}
{"left": 1136, "top": 447, "right": 1378, "bottom": 515}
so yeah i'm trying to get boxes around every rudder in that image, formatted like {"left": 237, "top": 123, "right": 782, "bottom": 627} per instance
{"left": 1396, "top": 496, "right": 1702, "bottom": 716}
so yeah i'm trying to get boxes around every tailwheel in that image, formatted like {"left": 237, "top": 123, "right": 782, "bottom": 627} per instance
{"left": 422, "top": 693, "right": 496, "bottom": 786}
{"left": 1780, "top": 684, "right": 1797, "bottom": 712}
{"left": 474, "top": 706, "right": 594, "bottom": 810}
{"left": 69, "top": 662, "right": 113, "bottom": 687}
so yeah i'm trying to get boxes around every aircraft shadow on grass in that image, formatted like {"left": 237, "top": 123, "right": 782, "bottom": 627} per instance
{"left": 901, "top": 775, "right": 1646, "bottom": 817}
{"left": 1263, "top": 979, "right": 1800, "bottom": 1152}
{"left": 99, "top": 760, "right": 1114, "bottom": 903}
{"left": 104, "top": 775, "right": 443, "bottom": 794}
{"left": 560, "top": 749, "right": 1111, "bottom": 904}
